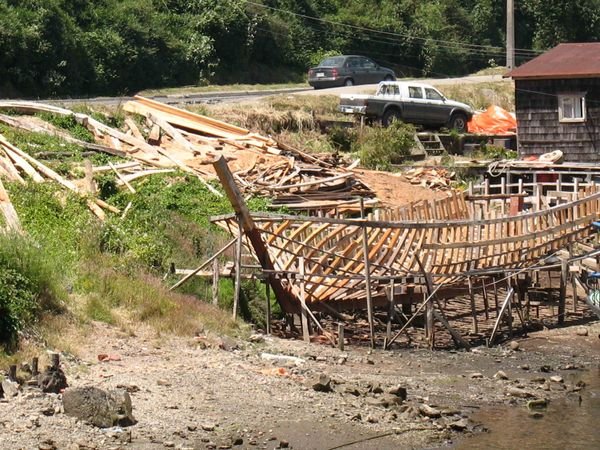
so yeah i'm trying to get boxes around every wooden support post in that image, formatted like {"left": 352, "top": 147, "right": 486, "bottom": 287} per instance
{"left": 170, "top": 237, "right": 237, "bottom": 290}
{"left": 425, "top": 292, "right": 435, "bottom": 349}
{"left": 31, "top": 357, "right": 39, "bottom": 377}
{"left": 493, "top": 276, "right": 499, "bottom": 316}
{"left": 265, "top": 281, "right": 272, "bottom": 335}
{"left": 361, "top": 223, "right": 375, "bottom": 348}
{"left": 558, "top": 260, "right": 567, "bottom": 325}
{"left": 232, "top": 219, "right": 243, "bottom": 320}
{"left": 338, "top": 323, "right": 345, "bottom": 351}
{"left": 386, "top": 280, "right": 395, "bottom": 342}
{"left": 468, "top": 277, "right": 478, "bottom": 334}
{"left": 489, "top": 287, "right": 515, "bottom": 345}
{"left": 8, "top": 364, "right": 16, "bottom": 381}
{"left": 212, "top": 259, "right": 219, "bottom": 306}
{"left": 299, "top": 257, "right": 310, "bottom": 343}
{"left": 571, "top": 268, "right": 578, "bottom": 313}
{"left": 213, "top": 156, "right": 295, "bottom": 313}
{"left": 481, "top": 279, "right": 490, "bottom": 320}
{"left": 51, "top": 353, "right": 60, "bottom": 369}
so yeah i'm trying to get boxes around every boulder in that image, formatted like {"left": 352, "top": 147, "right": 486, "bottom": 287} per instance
{"left": 62, "top": 387, "right": 136, "bottom": 428}
{"left": 307, "top": 374, "right": 332, "bottom": 392}
{"left": 1, "top": 379, "right": 19, "bottom": 398}
{"left": 449, "top": 418, "right": 469, "bottom": 431}
{"left": 509, "top": 341, "right": 520, "bottom": 351}
{"left": 419, "top": 404, "right": 442, "bottom": 418}
{"left": 575, "top": 327, "right": 588, "bottom": 337}
{"left": 493, "top": 370, "right": 508, "bottom": 380}
{"left": 38, "top": 366, "right": 68, "bottom": 394}
{"left": 388, "top": 385, "right": 408, "bottom": 401}
{"left": 506, "top": 387, "right": 535, "bottom": 398}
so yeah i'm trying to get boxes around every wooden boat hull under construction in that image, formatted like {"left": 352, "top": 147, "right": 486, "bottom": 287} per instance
{"left": 214, "top": 184, "right": 600, "bottom": 312}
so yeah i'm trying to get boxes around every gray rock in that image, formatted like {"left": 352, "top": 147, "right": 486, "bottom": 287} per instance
{"left": 388, "top": 385, "right": 407, "bottom": 401}
{"left": 419, "top": 404, "right": 442, "bottom": 418}
{"left": 449, "top": 418, "right": 469, "bottom": 431}
{"left": 509, "top": 341, "right": 520, "bottom": 351}
{"left": 527, "top": 398, "right": 548, "bottom": 410}
{"left": 1, "top": 379, "right": 20, "bottom": 398}
{"left": 470, "top": 372, "right": 484, "bottom": 379}
{"left": 494, "top": 370, "right": 508, "bottom": 380}
{"left": 38, "top": 366, "right": 68, "bottom": 394}
{"left": 62, "top": 387, "right": 136, "bottom": 428}
{"left": 550, "top": 376, "right": 564, "bottom": 383}
{"left": 308, "top": 374, "right": 332, "bottom": 392}
{"left": 248, "top": 334, "right": 264, "bottom": 343}
{"left": 506, "top": 387, "right": 535, "bottom": 398}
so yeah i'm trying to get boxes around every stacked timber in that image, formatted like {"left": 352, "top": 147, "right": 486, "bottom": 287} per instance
{"left": 0, "top": 98, "right": 376, "bottom": 216}
{"left": 404, "top": 167, "right": 455, "bottom": 190}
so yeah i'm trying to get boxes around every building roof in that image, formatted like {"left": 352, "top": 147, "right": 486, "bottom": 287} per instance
{"left": 505, "top": 43, "right": 600, "bottom": 80}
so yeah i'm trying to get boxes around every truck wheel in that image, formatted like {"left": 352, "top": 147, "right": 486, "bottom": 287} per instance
{"left": 344, "top": 78, "right": 354, "bottom": 87}
{"left": 449, "top": 113, "right": 468, "bottom": 133}
{"left": 382, "top": 108, "right": 402, "bottom": 126}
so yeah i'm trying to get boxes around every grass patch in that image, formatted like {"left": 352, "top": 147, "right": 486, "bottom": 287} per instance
{"left": 438, "top": 81, "right": 515, "bottom": 111}
{"left": 0, "top": 233, "right": 66, "bottom": 349}
{"left": 76, "top": 258, "right": 242, "bottom": 337}
{"left": 138, "top": 82, "right": 309, "bottom": 97}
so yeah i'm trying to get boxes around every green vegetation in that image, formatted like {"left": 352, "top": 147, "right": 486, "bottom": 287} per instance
{"left": 0, "top": 156, "right": 268, "bottom": 351}
{"left": 0, "top": 233, "right": 66, "bottom": 348}
{"left": 354, "top": 121, "right": 416, "bottom": 171}
{"left": 1, "top": 1, "right": 598, "bottom": 98}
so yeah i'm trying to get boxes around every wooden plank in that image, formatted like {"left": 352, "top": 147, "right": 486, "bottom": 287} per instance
{"left": 213, "top": 156, "right": 296, "bottom": 313}
{"left": 0, "top": 178, "right": 22, "bottom": 233}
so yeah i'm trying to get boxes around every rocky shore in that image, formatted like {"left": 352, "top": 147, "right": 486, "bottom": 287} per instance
{"left": 1, "top": 321, "right": 599, "bottom": 450}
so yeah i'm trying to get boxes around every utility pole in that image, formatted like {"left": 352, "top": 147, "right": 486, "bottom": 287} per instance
{"left": 506, "top": 0, "right": 515, "bottom": 68}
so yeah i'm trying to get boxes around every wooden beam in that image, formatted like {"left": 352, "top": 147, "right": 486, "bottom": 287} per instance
{"left": 170, "top": 237, "right": 237, "bottom": 290}
{"left": 361, "top": 223, "right": 375, "bottom": 348}
{"left": 212, "top": 156, "right": 296, "bottom": 313}
{"left": 232, "top": 219, "right": 243, "bottom": 321}
{"left": 0, "top": 178, "right": 22, "bottom": 234}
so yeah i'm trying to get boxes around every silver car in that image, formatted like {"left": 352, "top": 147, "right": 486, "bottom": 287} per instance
{"left": 308, "top": 55, "right": 396, "bottom": 89}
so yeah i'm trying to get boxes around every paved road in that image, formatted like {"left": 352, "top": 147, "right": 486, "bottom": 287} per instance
{"left": 32, "top": 74, "right": 507, "bottom": 107}
{"left": 296, "top": 74, "right": 507, "bottom": 97}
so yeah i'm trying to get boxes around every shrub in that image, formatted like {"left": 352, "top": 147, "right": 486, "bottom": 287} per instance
{"left": 0, "top": 234, "right": 66, "bottom": 347}
{"left": 354, "top": 121, "right": 416, "bottom": 170}
{"left": 328, "top": 126, "right": 358, "bottom": 152}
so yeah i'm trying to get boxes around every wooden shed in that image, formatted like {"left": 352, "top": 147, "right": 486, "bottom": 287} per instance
{"left": 506, "top": 43, "right": 600, "bottom": 162}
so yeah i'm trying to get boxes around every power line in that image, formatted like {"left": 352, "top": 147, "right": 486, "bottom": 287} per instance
{"left": 243, "top": 0, "right": 543, "bottom": 55}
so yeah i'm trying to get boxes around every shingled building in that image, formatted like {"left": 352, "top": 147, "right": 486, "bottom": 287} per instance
{"left": 506, "top": 43, "right": 600, "bottom": 162}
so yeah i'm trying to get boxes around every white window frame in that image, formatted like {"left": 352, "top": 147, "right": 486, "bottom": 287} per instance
{"left": 558, "top": 93, "right": 586, "bottom": 123}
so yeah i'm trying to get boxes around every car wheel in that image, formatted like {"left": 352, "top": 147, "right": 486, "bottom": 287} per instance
{"left": 382, "top": 108, "right": 402, "bottom": 127}
{"left": 449, "top": 113, "right": 468, "bottom": 133}
{"left": 344, "top": 78, "right": 354, "bottom": 87}
{"left": 384, "top": 75, "right": 394, "bottom": 82}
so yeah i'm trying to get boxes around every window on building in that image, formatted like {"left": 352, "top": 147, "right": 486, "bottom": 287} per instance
{"left": 558, "top": 94, "right": 586, "bottom": 123}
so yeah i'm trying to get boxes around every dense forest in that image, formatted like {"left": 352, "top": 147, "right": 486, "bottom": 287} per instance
{"left": 0, "top": 0, "right": 599, "bottom": 97}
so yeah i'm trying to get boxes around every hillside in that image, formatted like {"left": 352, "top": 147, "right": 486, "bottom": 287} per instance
{"left": 1, "top": 0, "right": 599, "bottom": 97}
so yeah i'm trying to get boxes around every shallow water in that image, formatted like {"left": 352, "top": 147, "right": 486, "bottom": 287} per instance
{"left": 455, "top": 369, "right": 600, "bottom": 450}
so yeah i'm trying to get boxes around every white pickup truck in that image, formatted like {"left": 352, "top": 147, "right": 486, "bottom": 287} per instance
{"left": 338, "top": 81, "right": 474, "bottom": 132}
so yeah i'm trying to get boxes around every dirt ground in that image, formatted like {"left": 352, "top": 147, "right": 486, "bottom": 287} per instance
{"left": 353, "top": 169, "right": 448, "bottom": 207}
{"left": 1, "top": 318, "right": 599, "bottom": 450}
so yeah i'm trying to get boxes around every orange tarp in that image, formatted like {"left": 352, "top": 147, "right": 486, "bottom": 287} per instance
{"left": 468, "top": 105, "right": 517, "bottom": 134}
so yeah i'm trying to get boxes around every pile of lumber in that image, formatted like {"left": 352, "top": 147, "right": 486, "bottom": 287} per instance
{"left": 0, "top": 97, "right": 376, "bottom": 216}
{"left": 403, "top": 167, "right": 455, "bottom": 190}
{"left": 0, "top": 132, "right": 119, "bottom": 220}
